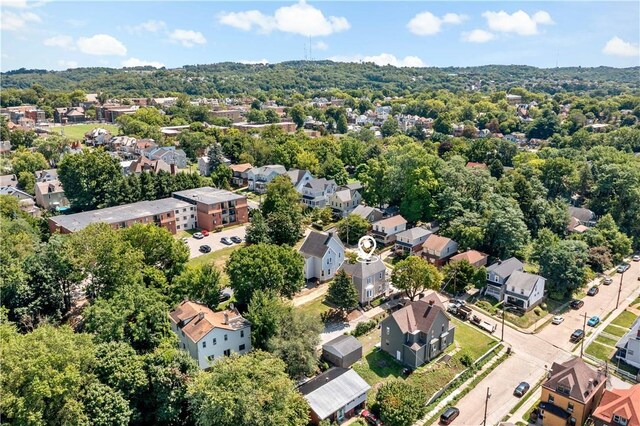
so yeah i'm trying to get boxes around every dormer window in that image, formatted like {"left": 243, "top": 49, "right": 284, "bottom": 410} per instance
{"left": 613, "top": 415, "right": 628, "bottom": 426}
{"left": 557, "top": 385, "right": 571, "bottom": 396}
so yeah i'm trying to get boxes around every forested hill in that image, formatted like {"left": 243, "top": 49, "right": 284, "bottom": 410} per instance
{"left": 2, "top": 61, "right": 639, "bottom": 97}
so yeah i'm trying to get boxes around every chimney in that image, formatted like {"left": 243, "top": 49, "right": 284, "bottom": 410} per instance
{"left": 428, "top": 300, "right": 435, "bottom": 305}
{"left": 588, "top": 378, "right": 593, "bottom": 389}
{"left": 223, "top": 312, "right": 229, "bottom": 325}
{"left": 197, "top": 312, "right": 205, "bottom": 321}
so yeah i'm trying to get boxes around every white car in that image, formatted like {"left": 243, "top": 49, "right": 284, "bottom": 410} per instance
{"left": 552, "top": 316, "right": 564, "bottom": 325}
{"left": 193, "top": 232, "right": 204, "bottom": 239}
{"left": 633, "top": 255, "right": 640, "bottom": 262}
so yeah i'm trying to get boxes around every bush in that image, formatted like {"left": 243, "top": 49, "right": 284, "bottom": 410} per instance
{"left": 540, "top": 303, "right": 547, "bottom": 310}
{"left": 352, "top": 320, "right": 377, "bottom": 337}
{"left": 476, "top": 300, "right": 496, "bottom": 314}
{"left": 533, "top": 307, "right": 542, "bottom": 316}
{"left": 371, "top": 298, "right": 382, "bottom": 308}
{"left": 457, "top": 350, "right": 474, "bottom": 368}
{"left": 376, "top": 380, "right": 427, "bottom": 426}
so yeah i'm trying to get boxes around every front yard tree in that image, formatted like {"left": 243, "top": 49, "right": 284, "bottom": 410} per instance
{"left": 267, "top": 210, "right": 302, "bottom": 246}
{"left": 226, "top": 244, "right": 304, "bottom": 305}
{"left": 337, "top": 214, "right": 370, "bottom": 245}
{"left": 392, "top": 256, "right": 443, "bottom": 301}
{"left": 443, "top": 260, "right": 486, "bottom": 294}
{"left": 169, "top": 263, "right": 223, "bottom": 308}
{"left": 326, "top": 270, "right": 359, "bottom": 313}
{"left": 376, "top": 380, "right": 427, "bottom": 426}
{"left": 261, "top": 175, "right": 303, "bottom": 245}
{"left": 246, "top": 290, "right": 290, "bottom": 350}
{"left": 187, "top": 351, "right": 309, "bottom": 426}
{"left": 539, "top": 239, "right": 589, "bottom": 299}
{"left": 245, "top": 210, "right": 271, "bottom": 245}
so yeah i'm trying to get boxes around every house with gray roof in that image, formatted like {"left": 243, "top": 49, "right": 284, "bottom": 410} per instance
{"left": 380, "top": 292, "right": 455, "bottom": 368}
{"left": 485, "top": 257, "right": 524, "bottom": 300}
{"left": 301, "top": 178, "right": 337, "bottom": 209}
{"left": 299, "top": 230, "right": 345, "bottom": 282}
{"left": 246, "top": 164, "right": 287, "bottom": 193}
{"left": 569, "top": 206, "right": 597, "bottom": 227}
{"left": 503, "top": 270, "right": 545, "bottom": 311}
{"left": 328, "top": 185, "right": 362, "bottom": 218}
{"left": 395, "top": 226, "right": 433, "bottom": 255}
{"left": 341, "top": 258, "right": 389, "bottom": 304}
{"left": 322, "top": 335, "right": 363, "bottom": 368}
{"left": 351, "top": 204, "right": 383, "bottom": 223}
{"left": 143, "top": 146, "right": 187, "bottom": 168}
{"left": 287, "top": 169, "right": 314, "bottom": 193}
{"left": 615, "top": 316, "right": 640, "bottom": 369}
{"left": 299, "top": 367, "right": 370, "bottom": 425}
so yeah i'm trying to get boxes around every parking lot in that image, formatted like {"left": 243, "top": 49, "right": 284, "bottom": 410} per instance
{"left": 184, "top": 224, "right": 248, "bottom": 259}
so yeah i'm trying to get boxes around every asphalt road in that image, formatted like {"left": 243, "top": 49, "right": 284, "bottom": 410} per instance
{"left": 185, "top": 224, "right": 247, "bottom": 259}
{"left": 442, "top": 261, "right": 640, "bottom": 426}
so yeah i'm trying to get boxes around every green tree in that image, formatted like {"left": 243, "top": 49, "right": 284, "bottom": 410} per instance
{"left": 336, "top": 113, "right": 348, "bottom": 134}
{"left": 261, "top": 175, "right": 303, "bottom": 245}
{"left": 321, "top": 156, "right": 348, "bottom": 186}
{"left": 337, "top": 214, "right": 370, "bottom": 245}
{"left": 82, "top": 381, "right": 132, "bottom": 426}
{"left": 265, "top": 109, "right": 281, "bottom": 124}
{"left": 187, "top": 351, "right": 309, "bottom": 426}
{"left": 11, "top": 148, "right": 48, "bottom": 176}
{"left": 539, "top": 240, "right": 589, "bottom": 299}
{"left": 326, "top": 269, "right": 359, "bottom": 312}
{"left": 381, "top": 118, "right": 400, "bottom": 137}
{"left": 527, "top": 109, "right": 560, "bottom": 139}
{"left": 245, "top": 210, "right": 271, "bottom": 245}
{"left": 392, "top": 256, "right": 443, "bottom": 300}
{"left": 356, "top": 158, "right": 389, "bottom": 207}
{"left": 245, "top": 289, "right": 290, "bottom": 350}
{"left": 246, "top": 109, "right": 267, "bottom": 124}
{"left": 267, "top": 209, "right": 303, "bottom": 246}
{"left": 400, "top": 166, "right": 439, "bottom": 222}
{"left": 581, "top": 214, "right": 632, "bottom": 263}
{"left": 442, "top": 260, "right": 486, "bottom": 294}
{"left": 376, "top": 380, "right": 427, "bottom": 426}
{"left": 16, "top": 170, "right": 35, "bottom": 194}
{"left": 226, "top": 244, "right": 304, "bottom": 304}
{"left": 289, "top": 104, "right": 306, "bottom": 129}
{"left": 484, "top": 196, "right": 530, "bottom": 259}
{"left": 169, "top": 263, "right": 223, "bottom": 308}
{"left": 93, "top": 341, "right": 147, "bottom": 403}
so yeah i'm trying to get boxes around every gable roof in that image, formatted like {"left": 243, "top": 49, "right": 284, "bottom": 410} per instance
{"left": 287, "top": 169, "right": 311, "bottom": 186}
{"left": 451, "top": 250, "right": 488, "bottom": 264}
{"left": 422, "top": 234, "right": 454, "bottom": 252}
{"left": 341, "top": 258, "right": 386, "bottom": 280}
{"left": 322, "top": 335, "right": 362, "bottom": 358}
{"left": 373, "top": 215, "right": 407, "bottom": 229}
{"left": 487, "top": 257, "right": 524, "bottom": 278}
{"left": 396, "top": 226, "right": 432, "bottom": 241}
{"left": 304, "top": 178, "right": 336, "bottom": 191}
{"left": 505, "top": 270, "right": 543, "bottom": 294}
{"left": 35, "top": 180, "right": 64, "bottom": 195}
{"left": 299, "top": 231, "right": 342, "bottom": 259}
{"left": 333, "top": 188, "right": 354, "bottom": 203}
{"left": 568, "top": 206, "right": 596, "bottom": 223}
{"left": 249, "top": 164, "right": 286, "bottom": 176}
{"left": 593, "top": 385, "right": 640, "bottom": 426}
{"left": 351, "top": 205, "right": 377, "bottom": 220}
{"left": 229, "top": 163, "right": 252, "bottom": 173}
{"left": 543, "top": 357, "right": 606, "bottom": 404}
{"left": 299, "top": 368, "right": 370, "bottom": 420}
{"left": 389, "top": 292, "right": 448, "bottom": 334}
{"left": 169, "top": 300, "right": 250, "bottom": 343}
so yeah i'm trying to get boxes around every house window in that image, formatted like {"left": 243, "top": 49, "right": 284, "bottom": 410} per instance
{"left": 224, "top": 349, "right": 231, "bottom": 356}
{"left": 213, "top": 338, "right": 217, "bottom": 345}
{"left": 224, "top": 334, "right": 228, "bottom": 341}
{"left": 177, "top": 225, "right": 181, "bottom": 229}
{"left": 614, "top": 415, "right": 628, "bottom": 426}
{"left": 567, "top": 403, "right": 574, "bottom": 413}
{"left": 207, "top": 355, "right": 214, "bottom": 361}
{"left": 202, "top": 341, "right": 206, "bottom": 348}
{"left": 239, "top": 344, "right": 246, "bottom": 351}
{"left": 548, "top": 395, "right": 554, "bottom": 403}
{"left": 512, "top": 287, "right": 515, "bottom": 291}
{"left": 191, "top": 214, "right": 194, "bottom": 218}
{"left": 386, "top": 339, "right": 389, "bottom": 346}
{"left": 386, "top": 327, "right": 390, "bottom": 335}
{"left": 240, "top": 330, "right": 244, "bottom": 338}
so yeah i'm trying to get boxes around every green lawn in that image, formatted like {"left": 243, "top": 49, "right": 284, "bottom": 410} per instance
{"left": 450, "top": 318, "right": 497, "bottom": 359}
{"left": 188, "top": 245, "right": 241, "bottom": 270}
{"left": 611, "top": 310, "right": 638, "bottom": 328}
{"left": 50, "top": 123, "right": 119, "bottom": 141}
{"left": 604, "top": 324, "right": 628, "bottom": 338}
{"left": 297, "top": 296, "right": 333, "bottom": 319}
{"left": 586, "top": 342, "right": 615, "bottom": 361}
{"left": 595, "top": 335, "right": 619, "bottom": 347}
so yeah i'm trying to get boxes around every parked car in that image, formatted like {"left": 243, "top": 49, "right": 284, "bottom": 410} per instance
{"left": 199, "top": 245, "right": 211, "bottom": 253}
{"left": 220, "top": 237, "right": 233, "bottom": 245}
{"left": 230, "top": 236, "right": 242, "bottom": 244}
{"left": 552, "top": 316, "right": 564, "bottom": 325}
{"left": 514, "top": 382, "right": 530, "bottom": 397}
{"left": 193, "top": 232, "right": 204, "bottom": 239}
{"left": 570, "top": 300, "right": 584, "bottom": 309}
{"left": 617, "top": 263, "right": 630, "bottom": 273}
{"left": 587, "top": 316, "right": 600, "bottom": 327}
{"left": 570, "top": 329, "right": 585, "bottom": 342}
{"left": 587, "top": 286, "right": 599, "bottom": 296}
{"left": 181, "top": 237, "right": 188, "bottom": 243}
{"left": 360, "top": 409, "right": 382, "bottom": 426}
{"left": 603, "top": 277, "right": 613, "bottom": 285}
{"left": 201, "top": 230, "right": 210, "bottom": 237}
{"left": 440, "top": 407, "right": 460, "bottom": 425}
{"left": 219, "top": 288, "right": 233, "bottom": 302}
{"left": 633, "top": 255, "right": 640, "bottom": 262}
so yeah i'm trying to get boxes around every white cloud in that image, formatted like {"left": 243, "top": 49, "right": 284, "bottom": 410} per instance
{"left": 57, "top": 59, "right": 78, "bottom": 69}
{"left": 77, "top": 34, "right": 127, "bottom": 56}
{"left": 407, "top": 11, "right": 467, "bottom": 36}
{"left": 218, "top": 0, "right": 350, "bottom": 37}
{"left": 329, "top": 53, "right": 425, "bottom": 68}
{"left": 313, "top": 41, "right": 329, "bottom": 51}
{"left": 44, "top": 35, "right": 74, "bottom": 49}
{"left": 239, "top": 59, "right": 269, "bottom": 65}
{"left": 1, "top": 10, "right": 41, "bottom": 31}
{"left": 481, "top": 10, "right": 554, "bottom": 36}
{"left": 126, "top": 19, "right": 166, "bottom": 34}
{"left": 461, "top": 29, "right": 495, "bottom": 43}
{"left": 168, "top": 29, "right": 206, "bottom": 47}
{"left": 122, "top": 57, "right": 165, "bottom": 68}
{"left": 602, "top": 36, "right": 640, "bottom": 57}
{"left": 0, "top": 0, "right": 28, "bottom": 8}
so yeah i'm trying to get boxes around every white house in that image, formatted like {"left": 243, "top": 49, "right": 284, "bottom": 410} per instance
{"left": 169, "top": 301, "right": 252, "bottom": 370}
{"left": 370, "top": 215, "right": 407, "bottom": 245}
{"left": 246, "top": 165, "right": 287, "bottom": 193}
{"left": 287, "top": 169, "right": 314, "bottom": 193}
{"left": 299, "top": 230, "right": 345, "bottom": 282}
{"left": 329, "top": 186, "right": 362, "bottom": 218}
{"left": 485, "top": 257, "right": 525, "bottom": 300}
{"left": 503, "top": 271, "right": 546, "bottom": 311}
{"left": 615, "top": 317, "right": 640, "bottom": 369}
{"left": 302, "top": 178, "right": 337, "bottom": 209}
{"left": 394, "top": 227, "right": 432, "bottom": 255}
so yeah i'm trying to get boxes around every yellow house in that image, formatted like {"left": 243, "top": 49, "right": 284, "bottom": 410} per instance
{"left": 537, "top": 357, "right": 607, "bottom": 426}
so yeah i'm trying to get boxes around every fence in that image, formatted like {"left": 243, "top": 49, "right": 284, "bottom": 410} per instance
{"left": 583, "top": 353, "right": 638, "bottom": 384}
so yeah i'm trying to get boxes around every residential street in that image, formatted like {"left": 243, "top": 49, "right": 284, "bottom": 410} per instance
{"left": 439, "top": 261, "right": 640, "bottom": 426}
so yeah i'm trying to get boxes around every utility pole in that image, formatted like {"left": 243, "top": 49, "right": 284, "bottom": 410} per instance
{"left": 615, "top": 270, "right": 625, "bottom": 309}
{"left": 580, "top": 312, "right": 587, "bottom": 359}
{"left": 483, "top": 387, "right": 491, "bottom": 426}
{"left": 501, "top": 305, "right": 505, "bottom": 342}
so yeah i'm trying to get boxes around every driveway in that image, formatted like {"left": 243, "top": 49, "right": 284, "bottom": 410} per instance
{"left": 185, "top": 224, "right": 248, "bottom": 259}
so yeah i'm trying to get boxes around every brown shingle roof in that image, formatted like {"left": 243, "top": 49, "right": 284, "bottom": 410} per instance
{"left": 542, "top": 357, "right": 606, "bottom": 404}
{"left": 229, "top": 163, "right": 252, "bottom": 173}
{"left": 593, "top": 385, "right": 640, "bottom": 426}
{"left": 169, "top": 300, "right": 250, "bottom": 343}
{"left": 422, "top": 234, "right": 453, "bottom": 252}
{"left": 389, "top": 292, "right": 448, "bottom": 334}
{"left": 451, "top": 250, "right": 487, "bottom": 264}
{"left": 374, "top": 215, "right": 407, "bottom": 228}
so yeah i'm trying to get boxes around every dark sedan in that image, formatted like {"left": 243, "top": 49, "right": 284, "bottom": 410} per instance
{"left": 514, "top": 382, "right": 530, "bottom": 397}
{"left": 230, "top": 236, "right": 243, "bottom": 244}
{"left": 570, "top": 300, "right": 584, "bottom": 309}
{"left": 199, "top": 245, "right": 212, "bottom": 253}
{"left": 587, "top": 286, "right": 599, "bottom": 296}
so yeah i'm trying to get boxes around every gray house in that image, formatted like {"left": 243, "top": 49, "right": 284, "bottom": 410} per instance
{"left": 351, "top": 205, "right": 384, "bottom": 223}
{"left": 380, "top": 293, "right": 455, "bottom": 368}
{"left": 322, "top": 335, "right": 363, "bottom": 368}
{"left": 485, "top": 257, "right": 524, "bottom": 300}
{"left": 341, "top": 258, "right": 388, "bottom": 305}
{"left": 503, "top": 271, "right": 545, "bottom": 311}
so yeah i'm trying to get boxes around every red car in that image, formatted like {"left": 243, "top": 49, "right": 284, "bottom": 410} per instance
{"left": 361, "top": 409, "right": 382, "bottom": 426}
{"left": 201, "top": 229, "right": 209, "bottom": 237}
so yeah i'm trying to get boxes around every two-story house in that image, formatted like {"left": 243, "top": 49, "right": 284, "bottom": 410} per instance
{"left": 537, "top": 357, "right": 607, "bottom": 426}
{"left": 615, "top": 316, "right": 640, "bottom": 369}
{"left": 143, "top": 146, "right": 187, "bottom": 169}
{"left": 568, "top": 207, "right": 597, "bottom": 227}
{"left": 592, "top": 384, "right": 640, "bottom": 426}
{"left": 341, "top": 258, "right": 388, "bottom": 305}
{"left": 329, "top": 185, "right": 362, "bottom": 218}
{"left": 394, "top": 227, "right": 433, "bottom": 255}
{"left": 421, "top": 234, "right": 458, "bottom": 266}
{"left": 34, "top": 169, "right": 58, "bottom": 183}
{"left": 169, "top": 300, "right": 252, "bottom": 370}
{"left": 246, "top": 165, "right": 287, "bottom": 193}
{"left": 380, "top": 292, "right": 455, "bottom": 368}
{"left": 503, "top": 271, "right": 546, "bottom": 311}
{"left": 301, "top": 178, "right": 337, "bottom": 209}
{"left": 485, "top": 257, "right": 525, "bottom": 300}
{"left": 287, "top": 169, "right": 314, "bottom": 193}
{"left": 370, "top": 215, "right": 407, "bottom": 245}
{"left": 450, "top": 250, "right": 488, "bottom": 267}
{"left": 229, "top": 163, "right": 253, "bottom": 187}
{"left": 351, "top": 205, "right": 384, "bottom": 223}
{"left": 299, "top": 230, "right": 345, "bottom": 282}
{"left": 34, "top": 180, "right": 69, "bottom": 210}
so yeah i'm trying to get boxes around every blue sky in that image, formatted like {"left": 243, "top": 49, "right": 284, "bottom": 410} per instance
{"left": 1, "top": 1, "right": 639, "bottom": 71}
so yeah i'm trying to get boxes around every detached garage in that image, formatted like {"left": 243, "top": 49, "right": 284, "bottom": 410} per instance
{"left": 322, "top": 335, "right": 363, "bottom": 368}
